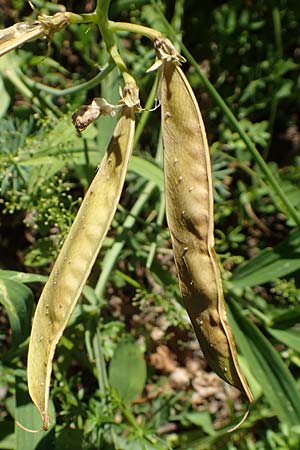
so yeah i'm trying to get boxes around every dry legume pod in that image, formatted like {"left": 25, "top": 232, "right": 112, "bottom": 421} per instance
{"left": 157, "top": 39, "right": 253, "bottom": 421}
{"left": 27, "top": 87, "right": 137, "bottom": 430}
{"left": 0, "top": 13, "right": 69, "bottom": 57}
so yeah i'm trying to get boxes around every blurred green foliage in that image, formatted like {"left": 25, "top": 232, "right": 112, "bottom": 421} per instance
{"left": 1, "top": 1, "right": 300, "bottom": 449}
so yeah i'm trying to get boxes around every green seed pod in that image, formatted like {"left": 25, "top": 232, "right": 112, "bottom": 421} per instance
{"left": 27, "top": 98, "right": 136, "bottom": 430}
{"left": 159, "top": 54, "right": 253, "bottom": 422}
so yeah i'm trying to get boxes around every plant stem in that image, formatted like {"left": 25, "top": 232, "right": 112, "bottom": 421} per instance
{"left": 263, "top": 8, "right": 283, "bottom": 160}
{"left": 109, "top": 21, "right": 162, "bottom": 41}
{"left": 20, "top": 63, "right": 114, "bottom": 96}
{"left": 66, "top": 12, "right": 97, "bottom": 24}
{"left": 95, "top": 0, "right": 111, "bottom": 22}
{"left": 95, "top": 0, "right": 114, "bottom": 50}
{"left": 134, "top": 76, "right": 158, "bottom": 145}
{"left": 170, "top": 0, "right": 184, "bottom": 42}
{"left": 273, "top": 7, "right": 283, "bottom": 59}
{"left": 93, "top": 329, "right": 109, "bottom": 392}
{"left": 110, "top": 44, "right": 135, "bottom": 85}
{"left": 92, "top": 328, "right": 118, "bottom": 448}
{"left": 52, "top": 9, "right": 163, "bottom": 86}
{"left": 95, "top": 0, "right": 135, "bottom": 85}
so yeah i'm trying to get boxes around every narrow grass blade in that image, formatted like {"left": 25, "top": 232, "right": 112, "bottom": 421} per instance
{"left": 232, "top": 227, "right": 300, "bottom": 288}
{"left": 228, "top": 299, "right": 300, "bottom": 427}
{"left": 129, "top": 155, "right": 164, "bottom": 189}
{"left": 0, "top": 270, "right": 46, "bottom": 284}
{"left": 267, "top": 327, "right": 300, "bottom": 353}
{"left": 0, "top": 278, "right": 33, "bottom": 347}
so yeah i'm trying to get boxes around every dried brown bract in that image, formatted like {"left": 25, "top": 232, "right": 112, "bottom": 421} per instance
{"left": 72, "top": 85, "right": 141, "bottom": 131}
{"left": 72, "top": 98, "right": 119, "bottom": 131}
{"left": 0, "top": 12, "right": 69, "bottom": 57}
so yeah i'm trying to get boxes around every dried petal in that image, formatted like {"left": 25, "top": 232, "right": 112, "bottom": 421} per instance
{"left": 147, "top": 37, "right": 186, "bottom": 72}
{"left": 72, "top": 98, "right": 118, "bottom": 131}
{"left": 120, "top": 83, "right": 141, "bottom": 110}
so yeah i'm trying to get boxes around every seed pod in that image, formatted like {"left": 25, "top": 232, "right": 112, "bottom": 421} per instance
{"left": 27, "top": 93, "right": 136, "bottom": 430}
{"left": 0, "top": 13, "right": 68, "bottom": 57}
{"left": 159, "top": 46, "right": 253, "bottom": 417}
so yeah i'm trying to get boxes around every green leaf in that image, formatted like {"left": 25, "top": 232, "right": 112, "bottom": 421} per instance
{"left": 267, "top": 327, "right": 300, "bottom": 353}
{"left": 228, "top": 299, "right": 300, "bottom": 428}
{"left": 0, "top": 422, "right": 14, "bottom": 449}
{"left": 129, "top": 156, "right": 164, "bottom": 190}
{"left": 0, "top": 278, "right": 34, "bottom": 347}
{"left": 55, "top": 429, "right": 83, "bottom": 450}
{"left": 275, "top": 80, "right": 293, "bottom": 100}
{"left": 271, "top": 307, "right": 300, "bottom": 328}
{"left": 109, "top": 341, "right": 147, "bottom": 404}
{"left": 96, "top": 66, "right": 119, "bottom": 153}
{"left": 0, "top": 76, "right": 10, "bottom": 117}
{"left": 232, "top": 227, "right": 300, "bottom": 287}
{"left": 183, "top": 411, "right": 215, "bottom": 436}
{"left": 0, "top": 270, "right": 46, "bottom": 284}
{"left": 15, "top": 378, "right": 55, "bottom": 450}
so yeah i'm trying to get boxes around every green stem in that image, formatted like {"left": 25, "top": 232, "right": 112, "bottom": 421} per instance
{"left": 118, "top": 401, "right": 142, "bottom": 434}
{"left": 110, "top": 44, "right": 135, "bottom": 84}
{"left": 67, "top": 12, "right": 163, "bottom": 41}
{"left": 273, "top": 7, "right": 283, "bottom": 58}
{"left": 134, "top": 76, "right": 158, "bottom": 145}
{"left": 95, "top": 0, "right": 114, "bottom": 49}
{"left": 263, "top": 8, "right": 283, "bottom": 160}
{"left": 94, "top": 1, "right": 136, "bottom": 85}
{"left": 92, "top": 328, "right": 118, "bottom": 448}
{"left": 66, "top": 12, "right": 97, "bottom": 24}
{"left": 93, "top": 329, "right": 109, "bottom": 392}
{"left": 170, "top": 0, "right": 184, "bottom": 42}
{"left": 20, "top": 63, "right": 114, "bottom": 96}
{"left": 109, "top": 21, "right": 162, "bottom": 41}
{"left": 95, "top": 0, "right": 111, "bottom": 21}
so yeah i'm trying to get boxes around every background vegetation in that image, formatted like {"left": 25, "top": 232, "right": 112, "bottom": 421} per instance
{"left": 1, "top": 0, "right": 300, "bottom": 449}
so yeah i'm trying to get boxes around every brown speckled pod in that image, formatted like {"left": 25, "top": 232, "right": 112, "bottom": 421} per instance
{"left": 159, "top": 56, "right": 253, "bottom": 422}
